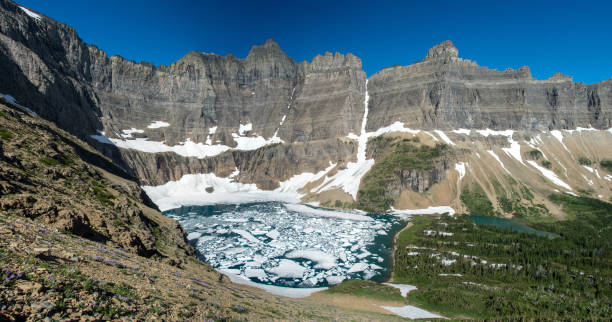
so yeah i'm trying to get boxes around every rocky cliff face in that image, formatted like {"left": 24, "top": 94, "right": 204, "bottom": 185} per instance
{"left": 1, "top": 0, "right": 612, "bottom": 214}
{"left": 367, "top": 41, "right": 612, "bottom": 131}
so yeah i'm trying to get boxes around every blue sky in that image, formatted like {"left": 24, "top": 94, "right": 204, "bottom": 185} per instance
{"left": 16, "top": 0, "right": 612, "bottom": 84}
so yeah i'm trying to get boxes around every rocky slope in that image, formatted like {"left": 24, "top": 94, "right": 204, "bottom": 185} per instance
{"left": 1, "top": 0, "right": 612, "bottom": 216}
{"left": 0, "top": 102, "right": 405, "bottom": 320}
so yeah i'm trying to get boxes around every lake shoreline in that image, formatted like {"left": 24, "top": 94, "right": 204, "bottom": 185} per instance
{"left": 386, "top": 220, "right": 413, "bottom": 283}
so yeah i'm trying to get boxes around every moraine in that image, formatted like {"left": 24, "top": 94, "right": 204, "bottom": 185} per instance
{"left": 164, "top": 202, "right": 406, "bottom": 288}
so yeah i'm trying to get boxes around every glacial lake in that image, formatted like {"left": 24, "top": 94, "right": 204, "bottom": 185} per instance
{"left": 468, "top": 215, "right": 559, "bottom": 238}
{"left": 164, "top": 202, "right": 406, "bottom": 288}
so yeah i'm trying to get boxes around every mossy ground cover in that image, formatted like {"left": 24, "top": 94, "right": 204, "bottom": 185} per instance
{"left": 392, "top": 194, "right": 612, "bottom": 319}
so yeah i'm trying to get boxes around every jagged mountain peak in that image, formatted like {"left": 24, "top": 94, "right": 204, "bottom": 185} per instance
{"left": 426, "top": 40, "right": 459, "bottom": 59}
{"left": 247, "top": 38, "right": 288, "bottom": 59}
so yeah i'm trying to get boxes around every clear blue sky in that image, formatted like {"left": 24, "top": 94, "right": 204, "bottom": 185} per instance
{"left": 16, "top": 0, "right": 612, "bottom": 84}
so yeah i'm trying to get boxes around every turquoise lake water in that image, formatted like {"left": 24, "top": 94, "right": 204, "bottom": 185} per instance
{"left": 468, "top": 215, "right": 558, "bottom": 238}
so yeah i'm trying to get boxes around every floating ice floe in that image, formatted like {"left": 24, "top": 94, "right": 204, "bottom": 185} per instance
{"left": 284, "top": 203, "right": 372, "bottom": 222}
{"left": 168, "top": 202, "right": 401, "bottom": 288}
{"left": 286, "top": 250, "right": 338, "bottom": 269}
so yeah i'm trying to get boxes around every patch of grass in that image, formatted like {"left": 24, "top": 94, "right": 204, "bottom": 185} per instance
{"left": 578, "top": 156, "right": 592, "bottom": 166}
{"left": 527, "top": 149, "right": 543, "bottom": 160}
{"left": 540, "top": 160, "right": 552, "bottom": 169}
{"left": 601, "top": 160, "right": 612, "bottom": 173}
{"left": 325, "top": 280, "right": 404, "bottom": 302}
{"left": 0, "top": 128, "right": 13, "bottom": 140}
{"left": 91, "top": 180, "right": 115, "bottom": 206}
{"left": 40, "top": 157, "right": 61, "bottom": 166}
{"left": 460, "top": 184, "right": 496, "bottom": 217}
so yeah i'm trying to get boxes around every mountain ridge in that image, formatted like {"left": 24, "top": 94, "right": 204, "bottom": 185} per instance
{"left": 1, "top": 0, "right": 612, "bottom": 215}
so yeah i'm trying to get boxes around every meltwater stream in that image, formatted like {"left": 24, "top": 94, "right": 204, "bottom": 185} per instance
{"left": 164, "top": 202, "right": 405, "bottom": 288}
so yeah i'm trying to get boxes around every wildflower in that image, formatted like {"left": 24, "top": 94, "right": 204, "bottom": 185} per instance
{"left": 17, "top": 273, "right": 22, "bottom": 278}
{"left": 46, "top": 276, "right": 53, "bottom": 281}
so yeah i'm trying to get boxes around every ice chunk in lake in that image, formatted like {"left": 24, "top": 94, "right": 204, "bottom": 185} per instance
{"left": 186, "top": 232, "right": 202, "bottom": 240}
{"left": 266, "top": 259, "right": 306, "bottom": 279}
{"left": 285, "top": 250, "right": 338, "bottom": 270}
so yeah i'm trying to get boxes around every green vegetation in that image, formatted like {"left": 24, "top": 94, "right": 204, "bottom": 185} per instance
{"left": 0, "top": 128, "right": 12, "bottom": 140}
{"left": 325, "top": 280, "right": 404, "bottom": 302}
{"left": 540, "top": 160, "right": 552, "bottom": 169}
{"left": 460, "top": 184, "right": 496, "bottom": 217}
{"left": 91, "top": 180, "right": 115, "bottom": 206}
{"left": 357, "top": 138, "right": 448, "bottom": 212}
{"left": 392, "top": 194, "right": 612, "bottom": 319}
{"left": 527, "top": 149, "right": 542, "bottom": 160}
{"left": 40, "top": 156, "right": 61, "bottom": 166}
{"left": 578, "top": 156, "right": 592, "bottom": 166}
{"left": 601, "top": 160, "right": 612, "bottom": 173}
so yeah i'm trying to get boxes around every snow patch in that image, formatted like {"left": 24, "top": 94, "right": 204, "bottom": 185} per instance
{"left": 0, "top": 93, "right": 37, "bottom": 115}
{"left": 147, "top": 121, "right": 170, "bottom": 129}
{"left": 487, "top": 150, "right": 511, "bottom": 174}
{"left": 383, "top": 283, "right": 417, "bottom": 297}
{"left": 111, "top": 137, "right": 231, "bottom": 159}
{"left": 527, "top": 160, "right": 572, "bottom": 190}
{"left": 380, "top": 305, "right": 446, "bottom": 319}
{"left": 550, "top": 130, "right": 570, "bottom": 151}
{"left": 19, "top": 6, "right": 42, "bottom": 20}
{"left": 90, "top": 131, "right": 115, "bottom": 145}
{"left": 142, "top": 172, "right": 298, "bottom": 211}
{"left": 368, "top": 121, "right": 421, "bottom": 137}
{"left": 390, "top": 206, "right": 455, "bottom": 219}
{"left": 120, "top": 128, "right": 144, "bottom": 138}
{"left": 434, "top": 130, "right": 454, "bottom": 145}
{"left": 455, "top": 162, "right": 467, "bottom": 180}
{"left": 452, "top": 129, "right": 472, "bottom": 135}
{"left": 239, "top": 123, "right": 252, "bottom": 135}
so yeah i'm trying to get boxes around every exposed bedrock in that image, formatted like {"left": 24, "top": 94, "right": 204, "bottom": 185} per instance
{"left": 1, "top": 0, "right": 612, "bottom": 190}
{"left": 366, "top": 41, "right": 612, "bottom": 131}
{"left": 118, "top": 139, "right": 357, "bottom": 187}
